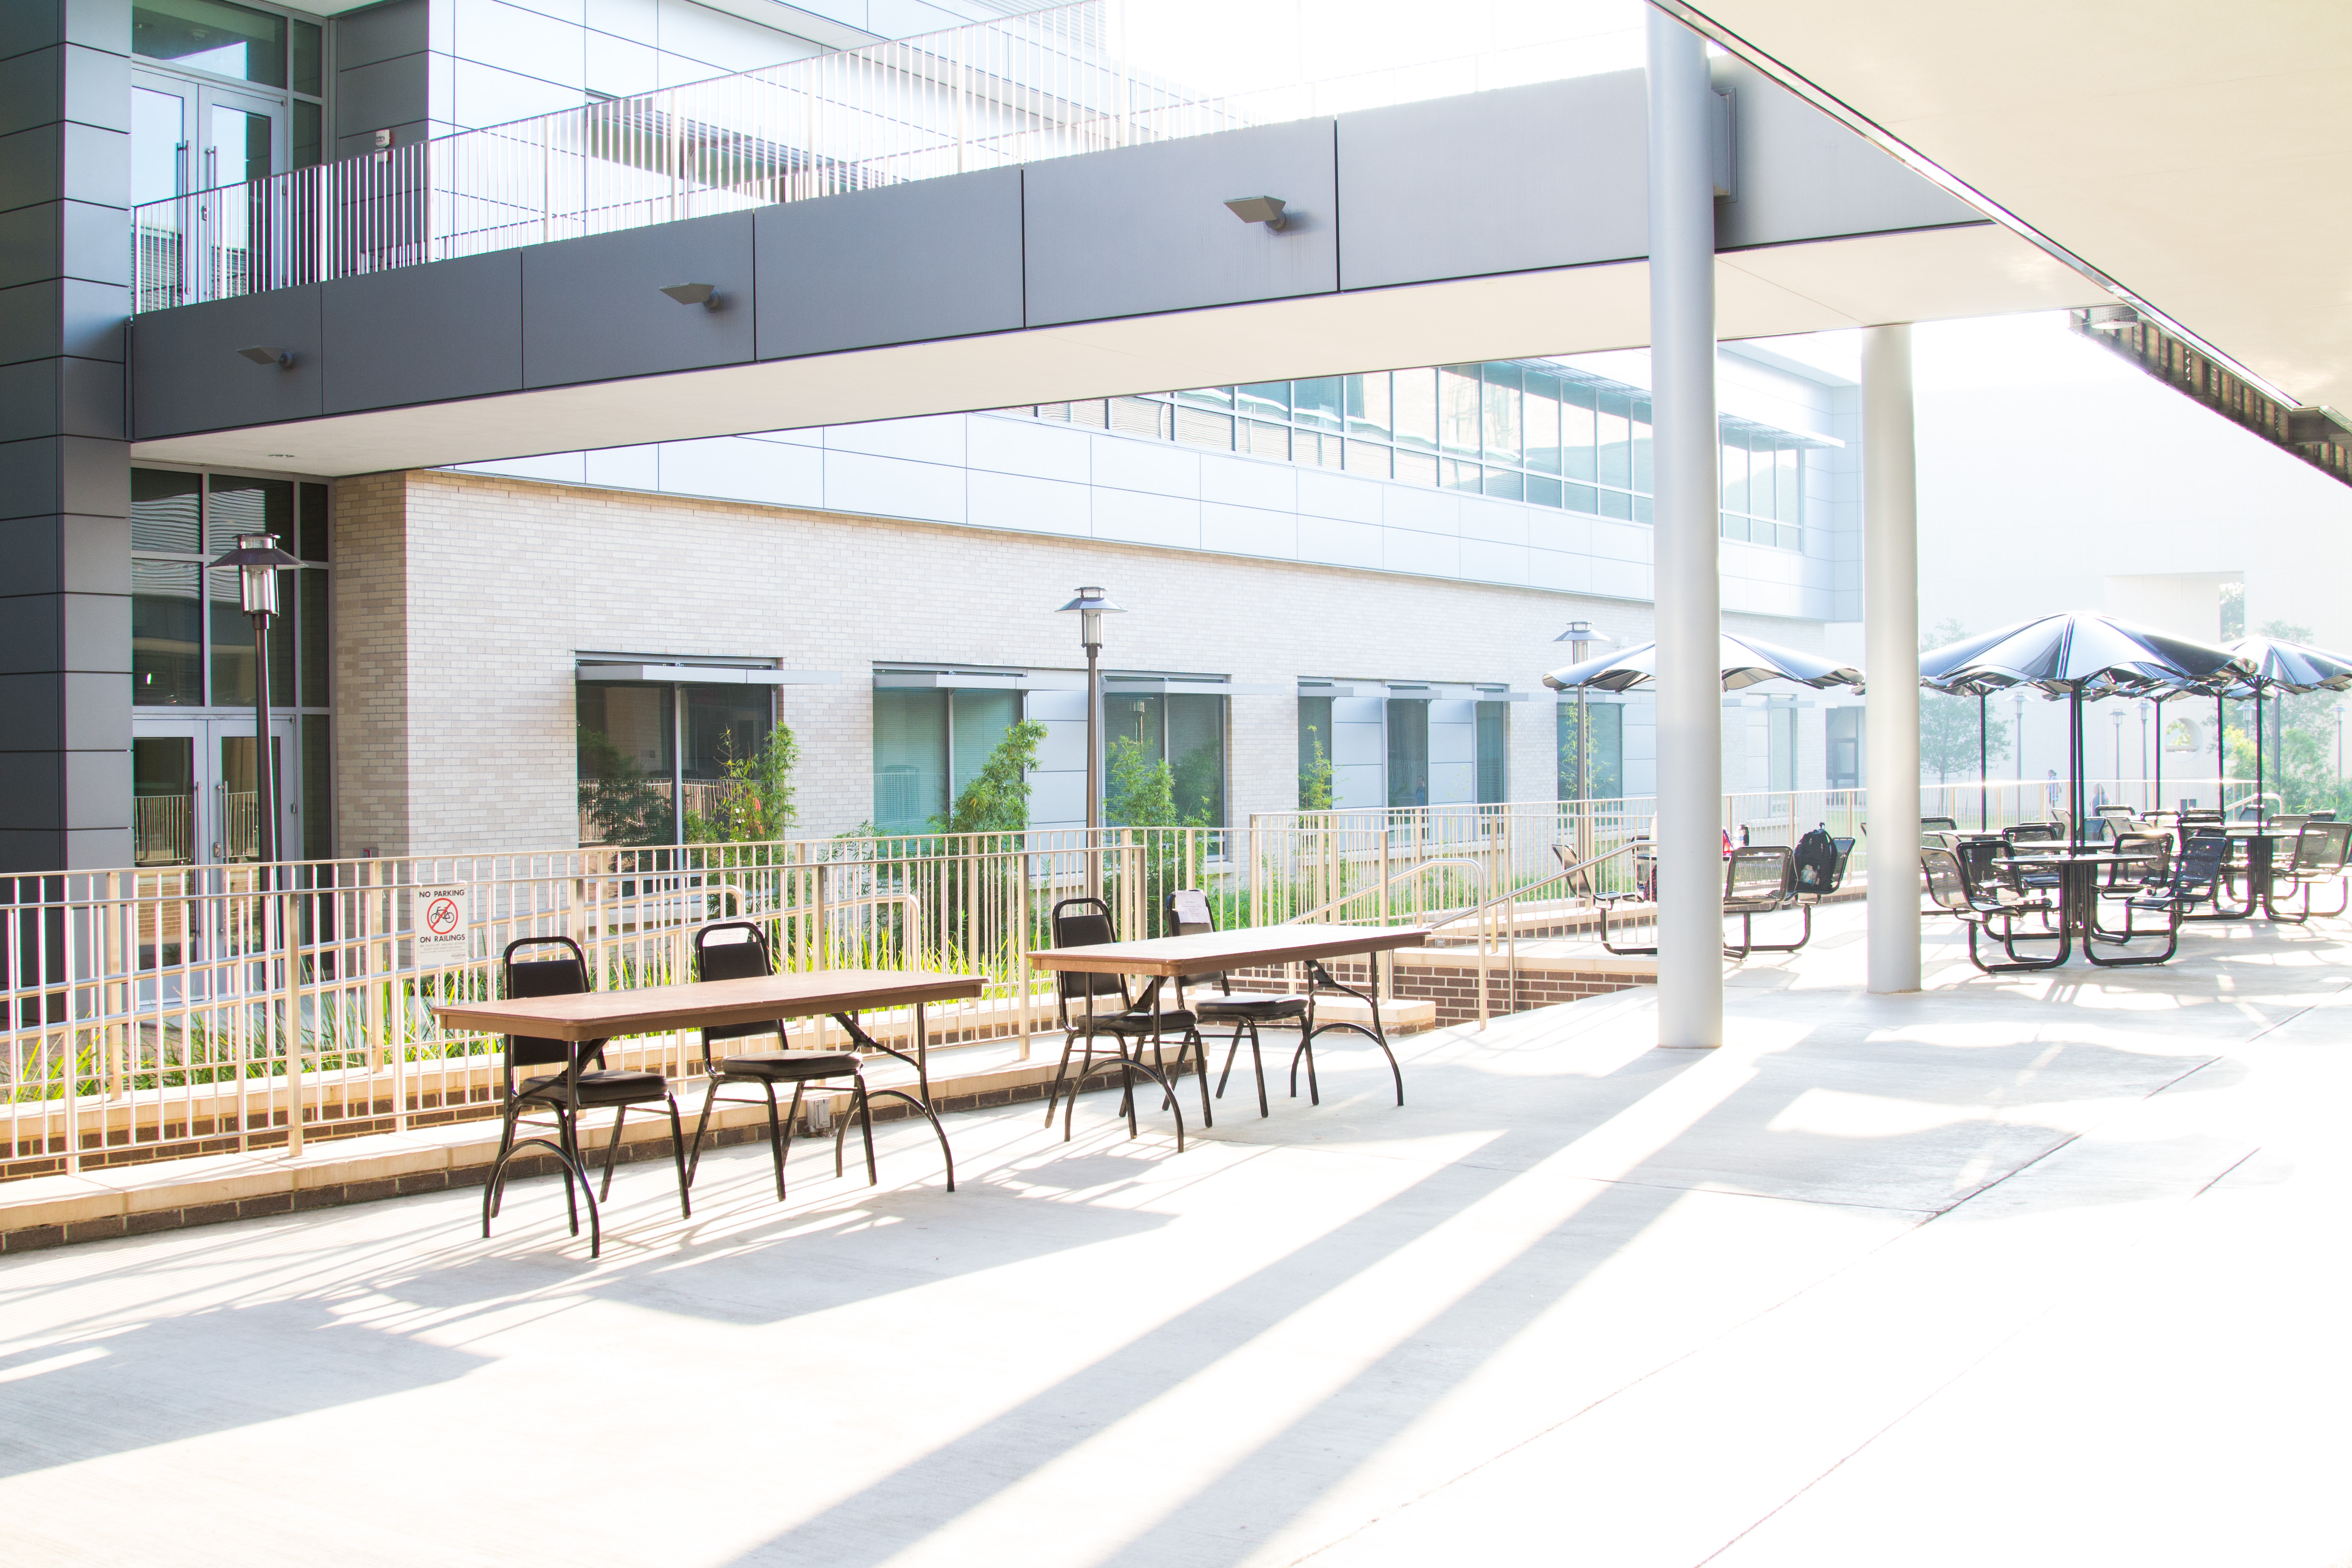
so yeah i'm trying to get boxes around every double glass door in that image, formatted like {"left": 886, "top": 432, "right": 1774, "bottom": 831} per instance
{"left": 134, "top": 720, "right": 294, "bottom": 867}
{"left": 131, "top": 72, "right": 283, "bottom": 308}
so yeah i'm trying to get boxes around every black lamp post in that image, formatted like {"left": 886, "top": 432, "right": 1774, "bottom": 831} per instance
{"left": 1055, "top": 586, "right": 1123, "bottom": 892}
{"left": 209, "top": 532, "right": 302, "bottom": 864}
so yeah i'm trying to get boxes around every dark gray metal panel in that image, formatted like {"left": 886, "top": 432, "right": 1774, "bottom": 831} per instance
{"left": 335, "top": 52, "right": 428, "bottom": 139}
{"left": 0, "top": 593, "right": 59, "bottom": 672}
{"left": 0, "top": 437, "right": 124, "bottom": 522}
{"left": 754, "top": 166, "right": 1024, "bottom": 361}
{"left": 0, "top": 124, "right": 61, "bottom": 209}
{"left": 0, "top": 48, "right": 61, "bottom": 137}
{"left": 0, "top": 277, "right": 126, "bottom": 361}
{"left": 1711, "top": 59, "right": 1981, "bottom": 249}
{"left": 1336, "top": 73, "right": 1651, "bottom": 292}
{"left": 336, "top": 119, "right": 429, "bottom": 159}
{"left": 64, "top": 744, "right": 129, "bottom": 824}
{"left": 59, "top": 196, "right": 127, "bottom": 284}
{"left": 522, "top": 210, "right": 753, "bottom": 388}
{"left": 1024, "top": 120, "right": 1338, "bottom": 328}
{"left": 60, "top": 589, "right": 127, "bottom": 670}
{"left": 0, "top": 121, "right": 124, "bottom": 212}
{"left": 60, "top": 669, "right": 126, "bottom": 746}
{"left": 322, "top": 249, "right": 521, "bottom": 413}
{"left": 334, "top": 0, "right": 428, "bottom": 70}
{"left": 57, "top": 507, "right": 126, "bottom": 593}
{"left": 0, "top": 674, "right": 64, "bottom": 750}
{"left": 0, "top": 356, "right": 123, "bottom": 441}
{"left": 0, "top": 204, "right": 57, "bottom": 290}
{"left": 129, "top": 284, "right": 323, "bottom": 438}
{"left": 59, "top": 39, "right": 127, "bottom": 132}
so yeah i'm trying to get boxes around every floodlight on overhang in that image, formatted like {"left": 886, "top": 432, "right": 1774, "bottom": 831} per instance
{"left": 661, "top": 282, "right": 720, "bottom": 309}
{"left": 236, "top": 345, "right": 294, "bottom": 368}
{"left": 1224, "top": 196, "right": 1289, "bottom": 230}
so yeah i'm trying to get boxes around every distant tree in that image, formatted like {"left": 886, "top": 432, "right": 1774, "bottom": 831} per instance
{"left": 2224, "top": 619, "right": 2351, "bottom": 814}
{"left": 1917, "top": 618, "right": 2009, "bottom": 782}
{"left": 1297, "top": 725, "right": 1334, "bottom": 811}
{"left": 1105, "top": 735, "right": 1180, "bottom": 827}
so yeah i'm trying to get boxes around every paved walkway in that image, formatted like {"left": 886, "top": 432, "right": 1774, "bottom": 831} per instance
{"left": 2, "top": 904, "right": 2348, "bottom": 1566}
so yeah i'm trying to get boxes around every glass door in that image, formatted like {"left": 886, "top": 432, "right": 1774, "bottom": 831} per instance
{"left": 212, "top": 719, "right": 294, "bottom": 864}
{"left": 130, "top": 71, "right": 283, "bottom": 304}
{"left": 133, "top": 725, "right": 201, "bottom": 866}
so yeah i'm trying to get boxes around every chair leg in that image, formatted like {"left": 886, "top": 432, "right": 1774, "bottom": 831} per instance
{"left": 761, "top": 1081, "right": 786, "bottom": 1201}
{"left": 1189, "top": 1028, "right": 1214, "bottom": 1130}
{"left": 1248, "top": 1022, "right": 1269, "bottom": 1119}
{"left": 599, "top": 1103, "right": 627, "bottom": 1201}
{"left": 1044, "top": 1034, "right": 1081, "bottom": 1129}
{"left": 1063, "top": 1040, "right": 1098, "bottom": 1142}
{"left": 664, "top": 1095, "right": 691, "bottom": 1220}
{"left": 484, "top": 1105, "right": 520, "bottom": 1225}
{"left": 856, "top": 1080, "right": 878, "bottom": 1186}
{"left": 686, "top": 1078, "right": 721, "bottom": 1188}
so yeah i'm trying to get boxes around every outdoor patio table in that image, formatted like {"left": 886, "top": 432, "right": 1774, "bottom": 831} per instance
{"left": 1026, "top": 923, "right": 1431, "bottom": 1105}
{"left": 2002, "top": 848, "right": 2171, "bottom": 966}
{"left": 432, "top": 969, "right": 986, "bottom": 1110}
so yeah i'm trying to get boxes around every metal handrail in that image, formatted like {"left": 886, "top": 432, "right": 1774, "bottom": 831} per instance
{"left": 1285, "top": 857, "right": 1488, "bottom": 926}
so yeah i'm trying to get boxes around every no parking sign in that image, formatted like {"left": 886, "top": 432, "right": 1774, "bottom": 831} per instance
{"left": 415, "top": 885, "right": 470, "bottom": 965}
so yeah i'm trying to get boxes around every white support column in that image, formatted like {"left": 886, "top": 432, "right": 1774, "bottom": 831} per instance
{"left": 1646, "top": 9, "right": 1723, "bottom": 1049}
{"left": 1863, "top": 323, "right": 1921, "bottom": 993}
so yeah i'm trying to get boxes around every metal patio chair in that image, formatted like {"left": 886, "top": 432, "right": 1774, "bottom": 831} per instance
{"left": 2266, "top": 821, "right": 2352, "bottom": 921}
{"left": 2091, "top": 834, "right": 2227, "bottom": 961}
{"left": 1921, "top": 847, "right": 2069, "bottom": 972}
{"left": 483, "top": 935, "right": 690, "bottom": 1258}
{"left": 681, "top": 921, "right": 954, "bottom": 1203}
{"left": 1042, "top": 897, "right": 1207, "bottom": 1149}
{"left": 1163, "top": 887, "right": 1312, "bottom": 1118}
{"left": 1722, "top": 846, "right": 1806, "bottom": 960}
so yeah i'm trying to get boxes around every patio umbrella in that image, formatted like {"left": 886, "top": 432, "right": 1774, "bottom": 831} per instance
{"left": 1542, "top": 631, "right": 1865, "bottom": 693}
{"left": 2168, "top": 635, "right": 2352, "bottom": 823}
{"left": 1919, "top": 612, "right": 2251, "bottom": 844}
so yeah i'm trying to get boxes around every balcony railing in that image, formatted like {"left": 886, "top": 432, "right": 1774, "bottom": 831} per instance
{"left": 128, "top": 0, "right": 1646, "bottom": 312}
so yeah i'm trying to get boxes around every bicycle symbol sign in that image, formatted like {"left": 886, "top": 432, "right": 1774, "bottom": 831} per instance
{"left": 425, "top": 897, "right": 461, "bottom": 937}
{"left": 415, "top": 884, "right": 470, "bottom": 962}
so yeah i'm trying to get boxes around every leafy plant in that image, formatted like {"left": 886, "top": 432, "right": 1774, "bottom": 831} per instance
{"left": 685, "top": 723, "right": 800, "bottom": 843}
{"left": 937, "top": 720, "right": 1045, "bottom": 833}
{"left": 1298, "top": 725, "right": 1333, "bottom": 810}
{"left": 577, "top": 726, "right": 673, "bottom": 846}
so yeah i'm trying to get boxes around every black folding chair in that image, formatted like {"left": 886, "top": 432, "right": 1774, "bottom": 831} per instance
{"left": 483, "top": 935, "right": 690, "bottom": 1258}
{"left": 2266, "top": 821, "right": 2352, "bottom": 921}
{"left": 682, "top": 921, "right": 954, "bottom": 1202}
{"left": 1042, "top": 897, "right": 1206, "bottom": 1148}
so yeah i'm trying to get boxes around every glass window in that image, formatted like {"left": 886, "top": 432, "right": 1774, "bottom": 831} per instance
{"left": 1175, "top": 406, "right": 1234, "bottom": 449}
{"left": 1240, "top": 419, "right": 1290, "bottom": 460}
{"left": 1107, "top": 692, "right": 1164, "bottom": 767}
{"left": 1345, "top": 372, "right": 1391, "bottom": 440}
{"left": 130, "top": 87, "right": 185, "bottom": 207}
{"left": 1387, "top": 698, "right": 1429, "bottom": 807}
{"left": 1393, "top": 368, "right": 1438, "bottom": 451}
{"left": 132, "top": 559, "right": 203, "bottom": 706}
{"left": 298, "top": 480, "right": 328, "bottom": 561}
{"left": 300, "top": 711, "right": 329, "bottom": 858}
{"left": 1393, "top": 448, "right": 1439, "bottom": 486}
{"left": 131, "top": 468, "right": 201, "bottom": 553}
{"left": 872, "top": 689, "right": 946, "bottom": 836}
{"left": 684, "top": 685, "right": 770, "bottom": 782}
{"left": 1297, "top": 695, "right": 1334, "bottom": 809}
{"left": 1443, "top": 459, "right": 1482, "bottom": 492}
{"left": 1343, "top": 439, "right": 1391, "bottom": 478}
{"left": 134, "top": 735, "right": 196, "bottom": 865}
{"left": 1770, "top": 705, "right": 1798, "bottom": 792}
{"left": 1293, "top": 377, "right": 1342, "bottom": 431}
{"left": 1720, "top": 436, "right": 1750, "bottom": 514}
{"left": 292, "top": 17, "right": 321, "bottom": 96}
{"left": 950, "top": 690, "right": 1019, "bottom": 803}
{"left": 1775, "top": 446, "right": 1802, "bottom": 524}
{"left": 1476, "top": 701, "right": 1506, "bottom": 804}
{"left": 292, "top": 99, "right": 320, "bottom": 170}
{"left": 1562, "top": 480, "right": 1597, "bottom": 514}
{"left": 1631, "top": 399, "right": 1653, "bottom": 496}
{"left": 1596, "top": 392, "right": 1631, "bottom": 488}
{"left": 1558, "top": 702, "right": 1624, "bottom": 799}
{"left": 297, "top": 568, "right": 327, "bottom": 707}
{"left": 134, "top": 0, "right": 286, "bottom": 87}
{"left": 1480, "top": 365, "right": 1521, "bottom": 466}
{"left": 578, "top": 682, "right": 676, "bottom": 847}
{"left": 1237, "top": 382, "right": 1289, "bottom": 421}
{"left": 1599, "top": 489, "right": 1632, "bottom": 521}
{"left": 1482, "top": 469, "right": 1524, "bottom": 502}
{"left": 1721, "top": 514, "right": 1750, "bottom": 543}
{"left": 1559, "top": 382, "right": 1596, "bottom": 481}
{"left": 208, "top": 567, "right": 254, "bottom": 705}
{"left": 1439, "top": 366, "right": 1480, "bottom": 455}
{"left": 207, "top": 474, "right": 292, "bottom": 554}
{"left": 1632, "top": 495, "right": 1653, "bottom": 524}
{"left": 1524, "top": 375, "right": 1561, "bottom": 475}
{"left": 1527, "top": 474, "right": 1563, "bottom": 508}
{"left": 1178, "top": 385, "right": 1234, "bottom": 410}
{"left": 1167, "top": 693, "right": 1225, "bottom": 826}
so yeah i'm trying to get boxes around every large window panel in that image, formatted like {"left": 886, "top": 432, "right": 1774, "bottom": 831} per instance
{"left": 1596, "top": 392, "right": 1631, "bottom": 489}
{"left": 1720, "top": 437, "right": 1750, "bottom": 514}
{"left": 1439, "top": 366, "right": 1481, "bottom": 456}
{"left": 134, "top": 0, "right": 286, "bottom": 86}
{"left": 131, "top": 468, "right": 200, "bottom": 553}
{"left": 872, "top": 689, "right": 946, "bottom": 836}
{"left": 1480, "top": 365, "right": 1522, "bottom": 466}
{"left": 1387, "top": 698, "right": 1430, "bottom": 808}
{"left": 1393, "top": 368, "right": 1439, "bottom": 451}
{"left": 1293, "top": 377, "right": 1342, "bottom": 432}
{"left": 1167, "top": 693, "right": 1225, "bottom": 826}
{"left": 1559, "top": 384, "right": 1597, "bottom": 481}
{"left": 1632, "top": 399, "right": 1653, "bottom": 495}
{"left": 1476, "top": 702, "right": 1507, "bottom": 804}
{"left": 578, "top": 681, "right": 676, "bottom": 847}
{"left": 207, "top": 474, "right": 292, "bottom": 553}
{"left": 297, "top": 568, "right": 327, "bottom": 707}
{"left": 1298, "top": 695, "right": 1334, "bottom": 808}
{"left": 1524, "top": 375, "right": 1562, "bottom": 474}
{"left": 1558, "top": 703, "right": 1625, "bottom": 799}
{"left": 1238, "top": 381, "right": 1290, "bottom": 421}
{"left": 1345, "top": 372, "right": 1391, "bottom": 440}
{"left": 132, "top": 559, "right": 203, "bottom": 706}
{"left": 950, "top": 689, "right": 1019, "bottom": 801}
{"left": 301, "top": 712, "right": 330, "bottom": 858}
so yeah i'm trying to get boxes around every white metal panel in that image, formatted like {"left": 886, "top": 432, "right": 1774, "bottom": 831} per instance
{"left": 1428, "top": 698, "right": 1477, "bottom": 805}
{"left": 1331, "top": 696, "right": 1386, "bottom": 810}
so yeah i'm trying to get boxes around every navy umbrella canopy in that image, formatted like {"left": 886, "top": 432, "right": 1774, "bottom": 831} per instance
{"left": 1543, "top": 631, "right": 1865, "bottom": 693}
{"left": 2164, "top": 635, "right": 2352, "bottom": 822}
{"left": 1918, "top": 613, "right": 2252, "bottom": 841}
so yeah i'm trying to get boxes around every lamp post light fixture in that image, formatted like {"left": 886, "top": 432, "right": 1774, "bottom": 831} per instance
{"left": 1056, "top": 586, "right": 1124, "bottom": 892}
{"left": 209, "top": 531, "right": 302, "bottom": 865}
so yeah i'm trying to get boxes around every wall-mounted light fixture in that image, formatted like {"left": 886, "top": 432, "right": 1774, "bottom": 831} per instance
{"left": 1224, "top": 196, "right": 1289, "bottom": 231}
{"left": 236, "top": 345, "right": 294, "bottom": 369}
{"left": 661, "top": 282, "right": 720, "bottom": 309}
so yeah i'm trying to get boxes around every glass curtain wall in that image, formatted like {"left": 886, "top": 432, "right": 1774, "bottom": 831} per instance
{"left": 578, "top": 681, "right": 776, "bottom": 845}
{"left": 130, "top": 467, "right": 330, "bottom": 859}
{"left": 871, "top": 688, "right": 1027, "bottom": 836}
{"left": 1023, "top": 361, "right": 1807, "bottom": 551}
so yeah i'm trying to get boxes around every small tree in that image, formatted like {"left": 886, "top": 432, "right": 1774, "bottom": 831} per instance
{"left": 1918, "top": 618, "right": 2009, "bottom": 782}
{"left": 937, "top": 720, "right": 1045, "bottom": 834}
{"left": 1106, "top": 735, "right": 1180, "bottom": 827}
{"left": 1298, "top": 725, "right": 1333, "bottom": 810}
{"left": 685, "top": 723, "right": 799, "bottom": 843}
{"left": 577, "top": 726, "right": 673, "bottom": 846}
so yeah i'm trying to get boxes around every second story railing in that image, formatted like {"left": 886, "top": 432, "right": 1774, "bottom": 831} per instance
{"left": 129, "top": 0, "right": 1647, "bottom": 313}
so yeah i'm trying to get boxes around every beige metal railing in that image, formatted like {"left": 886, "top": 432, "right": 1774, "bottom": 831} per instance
{"left": 127, "top": 0, "right": 1645, "bottom": 312}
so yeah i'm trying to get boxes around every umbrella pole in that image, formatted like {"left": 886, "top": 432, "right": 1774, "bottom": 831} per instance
{"left": 2256, "top": 686, "right": 2267, "bottom": 824}
{"left": 1978, "top": 693, "right": 1988, "bottom": 831}
{"left": 2070, "top": 689, "right": 2083, "bottom": 847}
{"left": 2216, "top": 691, "right": 2226, "bottom": 813}
{"left": 2153, "top": 695, "right": 2163, "bottom": 814}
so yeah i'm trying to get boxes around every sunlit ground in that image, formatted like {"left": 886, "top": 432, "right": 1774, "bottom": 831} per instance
{"left": 2, "top": 900, "right": 2348, "bottom": 1568}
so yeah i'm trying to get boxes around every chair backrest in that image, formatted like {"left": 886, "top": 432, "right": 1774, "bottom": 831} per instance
{"left": 2173, "top": 835, "right": 2228, "bottom": 897}
{"left": 1163, "top": 887, "right": 1233, "bottom": 994}
{"left": 2179, "top": 808, "right": 2223, "bottom": 826}
{"left": 1050, "top": 897, "right": 1128, "bottom": 1005}
{"left": 1723, "top": 846, "right": 1792, "bottom": 906}
{"left": 1920, "top": 816, "right": 1959, "bottom": 833}
{"left": 2309, "top": 811, "right": 2337, "bottom": 823}
{"left": 1920, "top": 848, "right": 1974, "bottom": 912}
{"left": 2006, "top": 823, "right": 2057, "bottom": 843}
{"left": 1954, "top": 836, "right": 2008, "bottom": 894}
{"left": 2111, "top": 833, "right": 2171, "bottom": 882}
{"left": 2292, "top": 821, "right": 2352, "bottom": 876}
{"left": 503, "top": 935, "right": 590, "bottom": 1068}
{"left": 2277, "top": 814, "right": 2310, "bottom": 835}
{"left": 2097, "top": 804, "right": 2136, "bottom": 823}
{"left": 694, "top": 920, "right": 773, "bottom": 983}
{"left": 1828, "top": 838, "right": 1855, "bottom": 890}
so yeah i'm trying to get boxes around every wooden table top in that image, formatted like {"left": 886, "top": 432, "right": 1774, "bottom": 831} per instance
{"left": 431, "top": 969, "right": 986, "bottom": 1043}
{"left": 1028, "top": 922, "right": 1431, "bottom": 978}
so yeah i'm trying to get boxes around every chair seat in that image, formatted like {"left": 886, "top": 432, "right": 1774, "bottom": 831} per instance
{"left": 1068, "top": 1010, "right": 1196, "bottom": 1037}
{"left": 1197, "top": 993, "right": 1310, "bottom": 1020}
{"left": 715, "top": 1051, "right": 864, "bottom": 1082}
{"left": 520, "top": 1068, "right": 671, "bottom": 1106}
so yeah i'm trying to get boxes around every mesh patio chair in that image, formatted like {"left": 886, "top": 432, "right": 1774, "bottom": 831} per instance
{"left": 681, "top": 921, "right": 954, "bottom": 1203}
{"left": 1723, "top": 846, "right": 1807, "bottom": 960}
{"left": 2089, "top": 835, "right": 2226, "bottom": 961}
{"left": 1164, "top": 888, "right": 1311, "bottom": 1118}
{"left": 1921, "top": 848, "right": 2069, "bottom": 972}
{"left": 2266, "top": 821, "right": 2352, "bottom": 921}
{"left": 1042, "top": 897, "right": 1207, "bottom": 1149}
{"left": 483, "top": 935, "right": 690, "bottom": 1258}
